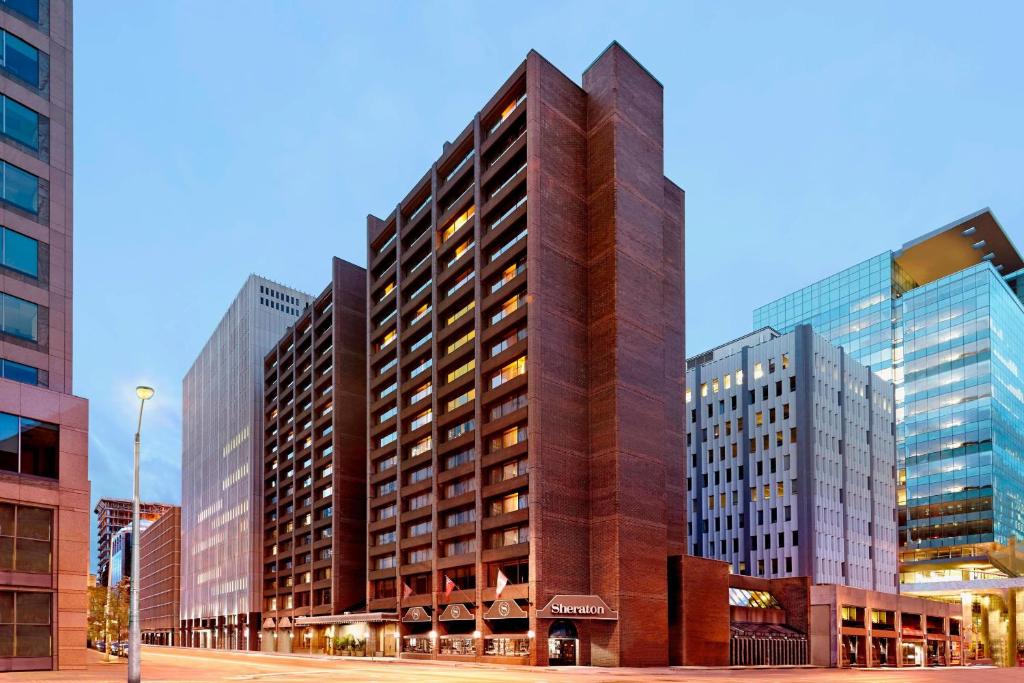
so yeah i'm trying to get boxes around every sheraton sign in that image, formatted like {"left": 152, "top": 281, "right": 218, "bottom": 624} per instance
{"left": 537, "top": 595, "right": 619, "bottom": 620}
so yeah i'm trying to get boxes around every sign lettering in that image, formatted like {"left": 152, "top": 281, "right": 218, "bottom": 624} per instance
{"left": 537, "top": 595, "right": 619, "bottom": 620}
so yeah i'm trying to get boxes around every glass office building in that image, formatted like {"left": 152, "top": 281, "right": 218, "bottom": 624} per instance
{"left": 754, "top": 208, "right": 1024, "bottom": 666}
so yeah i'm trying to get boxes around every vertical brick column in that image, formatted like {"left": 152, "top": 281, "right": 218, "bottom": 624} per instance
{"left": 583, "top": 43, "right": 682, "bottom": 667}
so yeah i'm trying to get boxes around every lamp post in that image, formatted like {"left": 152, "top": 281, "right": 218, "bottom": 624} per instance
{"left": 129, "top": 386, "right": 154, "bottom": 683}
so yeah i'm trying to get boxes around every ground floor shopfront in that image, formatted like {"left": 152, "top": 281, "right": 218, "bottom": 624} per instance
{"left": 810, "top": 584, "right": 964, "bottom": 668}
{"left": 142, "top": 630, "right": 177, "bottom": 646}
{"left": 179, "top": 612, "right": 260, "bottom": 651}
{"left": 259, "top": 594, "right": 621, "bottom": 666}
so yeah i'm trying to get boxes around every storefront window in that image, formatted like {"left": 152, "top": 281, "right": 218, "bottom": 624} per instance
{"left": 438, "top": 635, "right": 475, "bottom": 655}
{"left": 484, "top": 636, "right": 530, "bottom": 657}
{"left": 402, "top": 635, "right": 433, "bottom": 654}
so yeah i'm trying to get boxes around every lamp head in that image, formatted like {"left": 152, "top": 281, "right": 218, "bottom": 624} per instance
{"left": 136, "top": 386, "right": 155, "bottom": 401}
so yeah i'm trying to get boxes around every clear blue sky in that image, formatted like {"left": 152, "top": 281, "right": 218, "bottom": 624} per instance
{"left": 75, "top": 2, "right": 1024, "bottom": 565}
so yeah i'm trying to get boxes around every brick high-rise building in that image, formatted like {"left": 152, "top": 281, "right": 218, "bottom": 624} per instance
{"left": 259, "top": 258, "right": 367, "bottom": 653}
{"left": 0, "top": 0, "right": 90, "bottom": 672}
{"left": 357, "top": 43, "right": 685, "bottom": 667}
{"left": 93, "top": 497, "right": 172, "bottom": 586}
{"left": 139, "top": 506, "right": 181, "bottom": 646}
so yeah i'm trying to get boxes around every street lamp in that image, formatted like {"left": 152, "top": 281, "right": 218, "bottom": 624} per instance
{"left": 129, "top": 386, "right": 154, "bottom": 683}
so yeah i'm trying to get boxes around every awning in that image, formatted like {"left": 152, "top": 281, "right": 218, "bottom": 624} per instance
{"left": 278, "top": 617, "right": 292, "bottom": 629}
{"left": 731, "top": 622, "right": 805, "bottom": 639}
{"left": 261, "top": 618, "right": 276, "bottom": 629}
{"left": 403, "top": 607, "right": 430, "bottom": 623}
{"left": 485, "top": 599, "right": 528, "bottom": 620}
{"left": 295, "top": 612, "right": 400, "bottom": 625}
{"left": 439, "top": 603, "right": 474, "bottom": 622}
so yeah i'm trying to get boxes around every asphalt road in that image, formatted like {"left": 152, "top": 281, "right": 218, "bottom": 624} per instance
{"left": 4, "top": 647, "right": 1015, "bottom": 682}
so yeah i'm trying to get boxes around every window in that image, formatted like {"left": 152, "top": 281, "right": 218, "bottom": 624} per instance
{"left": 487, "top": 524, "right": 528, "bottom": 549}
{"left": 374, "top": 554, "right": 396, "bottom": 569}
{"left": 489, "top": 424, "right": 526, "bottom": 452}
{"left": 443, "top": 447, "right": 474, "bottom": 471}
{"left": 489, "top": 457, "right": 527, "bottom": 484}
{"left": 405, "top": 492, "right": 432, "bottom": 511}
{"left": 0, "top": 161, "right": 37, "bottom": 214}
{"left": 0, "top": 413, "right": 57, "bottom": 478}
{"left": 490, "top": 326, "right": 526, "bottom": 357}
{"left": 445, "top": 389, "right": 475, "bottom": 413}
{"left": 408, "top": 383, "right": 431, "bottom": 405}
{"left": 491, "top": 260, "right": 525, "bottom": 294}
{"left": 0, "top": 358, "right": 38, "bottom": 385}
{"left": 377, "top": 431, "right": 397, "bottom": 449}
{"left": 444, "top": 506, "right": 475, "bottom": 528}
{"left": 446, "top": 328, "right": 475, "bottom": 355}
{"left": 446, "top": 239, "right": 474, "bottom": 268}
{"left": 445, "top": 418, "right": 474, "bottom": 442}
{"left": 490, "top": 292, "right": 524, "bottom": 325}
{"left": 446, "top": 269, "right": 474, "bottom": 298}
{"left": 409, "top": 409, "right": 432, "bottom": 431}
{"left": 0, "top": 30, "right": 38, "bottom": 88}
{"left": 0, "top": 95, "right": 38, "bottom": 151}
{"left": 489, "top": 92, "right": 526, "bottom": 133}
{"left": 405, "top": 520, "right": 432, "bottom": 538}
{"left": 407, "top": 464, "right": 432, "bottom": 485}
{"left": 0, "top": 590, "right": 51, "bottom": 658}
{"left": 441, "top": 205, "right": 475, "bottom": 242}
{"left": 446, "top": 358, "right": 474, "bottom": 384}
{"left": 753, "top": 362, "right": 763, "bottom": 379}
{"left": 490, "top": 392, "right": 527, "bottom": 420}
{"left": 488, "top": 491, "right": 528, "bottom": 517}
{"left": 488, "top": 227, "right": 526, "bottom": 263}
{"left": 443, "top": 537, "right": 476, "bottom": 557}
{"left": 490, "top": 355, "right": 526, "bottom": 388}
{"left": 0, "top": 503, "right": 51, "bottom": 573}
{"left": 444, "top": 477, "right": 475, "bottom": 499}
{"left": 1, "top": 0, "right": 40, "bottom": 24}
{"left": 376, "top": 405, "right": 397, "bottom": 424}
{"left": 408, "top": 436, "right": 431, "bottom": 459}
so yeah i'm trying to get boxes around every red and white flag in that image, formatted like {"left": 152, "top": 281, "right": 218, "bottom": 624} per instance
{"left": 495, "top": 569, "right": 509, "bottom": 598}
{"left": 444, "top": 575, "right": 457, "bottom": 599}
{"left": 402, "top": 581, "right": 413, "bottom": 599}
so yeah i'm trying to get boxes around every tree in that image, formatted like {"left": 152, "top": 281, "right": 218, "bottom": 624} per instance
{"left": 86, "top": 579, "right": 130, "bottom": 659}
{"left": 86, "top": 585, "right": 108, "bottom": 645}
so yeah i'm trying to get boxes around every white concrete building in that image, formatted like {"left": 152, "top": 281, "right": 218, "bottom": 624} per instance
{"left": 180, "top": 275, "right": 313, "bottom": 649}
{"left": 686, "top": 325, "right": 899, "bottom": 592}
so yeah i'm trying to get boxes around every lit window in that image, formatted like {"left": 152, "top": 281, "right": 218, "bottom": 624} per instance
{"left": 490, "top": 356, "right": 526, "bottom": 388}
{"left": 441, "top": 205, "right": 476, "bottom": 242}
{"left": 754, "top": 362, "right": 764, "bottom": 380}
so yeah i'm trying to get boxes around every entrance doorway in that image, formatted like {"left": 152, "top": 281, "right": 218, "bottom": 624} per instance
{"left": 548, "top": 620, "right": 578, "bottom": 666}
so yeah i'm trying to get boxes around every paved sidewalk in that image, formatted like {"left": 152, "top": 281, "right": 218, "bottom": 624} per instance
{"left": 1, "top": 646, "right": 1006, "bottom": 682}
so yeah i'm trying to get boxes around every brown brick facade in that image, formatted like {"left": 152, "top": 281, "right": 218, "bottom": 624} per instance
{"left": 139, "top": 507, "right": 180, "bottom": 644}
{"left": 260, "top": 258, "right": 367, "bottom": 653}
{"left": 361, "top": 43, "right": 685, "bottom": 667}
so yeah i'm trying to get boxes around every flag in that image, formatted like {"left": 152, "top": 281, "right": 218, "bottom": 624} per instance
{"left": 402, "top": 581, "right": 413, "bottom": 599}
{"left": 495, "top": 569, "right": 509, "bottom": 598}
{"left": 444, "top": 575, "right": 456, "bottom": 599}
